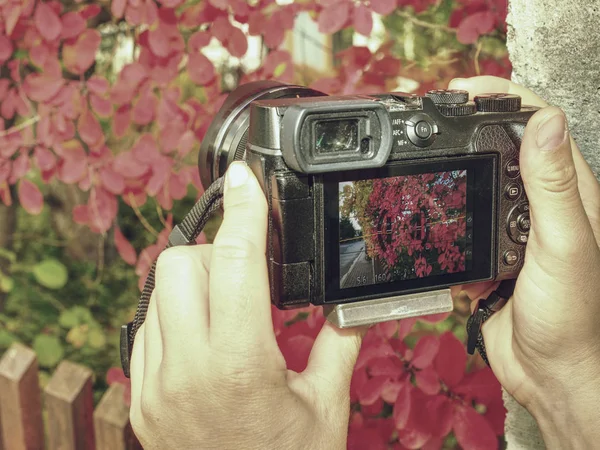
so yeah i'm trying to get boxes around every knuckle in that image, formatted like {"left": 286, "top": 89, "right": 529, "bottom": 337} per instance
{"left": 139, "top": 391, "right": 160, "bottom": 423}
{"left": 535, "top": 159, "right": 579, "bottom": 196}
{"left": 213, "top": 235, "right": 262, "bottom": 262}
{"left": 155, "top": 247, "right": 195, "bottom": 277}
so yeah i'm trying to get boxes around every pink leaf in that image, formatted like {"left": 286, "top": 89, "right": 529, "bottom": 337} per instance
{"left": 90, "top": 93, "right": 113, "bottom": 118}
{"left": 353, "top": 4, "right": 373, "bottom": 36}
{"left": 35, "top": 2, "right": 63, "bottom": 42}
{"left": 358, "top": 375, "right": 389, "bottom": 406}
{"left": 87, "top": 187, "right": 118, "bottom": 233}
{"left": 453, "top": 404, "right": 498, "bottom": 450}
{"left": 415, "top": 367, "right": 440, "bottom": 395}
{"left": 114, "top": 226, "right": 137, "bottom": 265}
{"left": 0, "top": 34, "right": 13, "bottom": 64}
{"left": 113, "top": 105, "right": 131, "bottom": 138}
{"left": 188, "top": 31, "right": 211, "bottom": 53}
{"left": 188, "top": 53, "right": 216, "bottom": 85}
{"left": 149, "top": 26, "right": 171, "bottom": 57}
{"left": 58, "top": 157, "right": 87, "bottom": 184}
{"left": 63, "top": 30, "right": 101, "bottom": 74}
{"left": 87, "top": 76, "right": 110, "bottom": 95}
{"left": 370, "top": 0, "right": 397, "bottom": 15}
{"left": 34, "top": 146, "right": 56, "bottom": 172}
{"left": 78, "top": 109, "right": 104, "bottom": 148}
{"left": 227, "top": 27, "right": 247, "bottom": 57}
{"left": 132, "top": 88, "right": 157, "bottom": 125}
{"left": 132, "top": 134, "right": 160, "bottom": 163}
{"left": 111, "top": 0, "right": 127, "bottom": 18}
{"left": 456, "top": 12, "right": 496, "bottom": 45}
{"left": 23, "top": 74, "right": 64, "bottom": 103}
{"left": 72, "top": 205, "right": 89, "bottom": 224}
{"left": 18, "top": 179, "right": 43, "bottom": 215}
{"left": 61, "top": 12, "right": 86, "bottom": 40}
{"left": 113, "top": 152, "right": 150, "bottom": 178}
{"left": 397, "top": 316, "right": 417, "bottom": 340}
{"left": 100, "top": 167, "right": 125, "bottom": 195}
{"left": 393, "top": 383, "right": 412, "bottom": 429}
{"left": 434, "top": 331, "right": 466, "bottom": 388}
{"left": 411, "top": 335, "right": 440, "bottom": 369}
{"left": 318, "top": 1, "right": 350, "bottom": 34}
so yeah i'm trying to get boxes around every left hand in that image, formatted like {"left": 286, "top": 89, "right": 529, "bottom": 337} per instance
{"left": 129, "top": 161, "right": 365, "bottom": 450}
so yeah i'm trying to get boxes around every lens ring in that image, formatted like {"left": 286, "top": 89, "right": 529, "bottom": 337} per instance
{"left": 198, "top": 81, "right": 326, "bottom": 189}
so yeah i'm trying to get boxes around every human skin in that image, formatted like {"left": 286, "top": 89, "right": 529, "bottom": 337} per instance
{"left": 129, "top": 76, "right": 600, "bottom": 450}
{"left": 450, "top": 76, "right": 600, "bottom": 449}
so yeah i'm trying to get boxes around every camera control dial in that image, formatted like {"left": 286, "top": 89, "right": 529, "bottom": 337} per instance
{"left": 405, "top": 113, "right": 439, "bottom": 147}
{"left": 474, "top": 93, "right": 522, "bottom": 112}
{"left": 426, "top": 89, "right": 469, "bottom": 104}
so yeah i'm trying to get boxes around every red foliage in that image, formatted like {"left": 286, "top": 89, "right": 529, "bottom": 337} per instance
{"left": 1, "top": 0, "right": 511, "bottom": 445}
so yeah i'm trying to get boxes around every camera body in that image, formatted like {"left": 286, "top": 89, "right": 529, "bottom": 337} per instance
{"left": 199, "top": 83, "right": 537, "bottom": 316}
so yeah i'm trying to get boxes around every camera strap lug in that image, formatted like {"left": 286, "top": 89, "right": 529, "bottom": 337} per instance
{"left": 466, "top": 279, "right": 516, "bottom": 365}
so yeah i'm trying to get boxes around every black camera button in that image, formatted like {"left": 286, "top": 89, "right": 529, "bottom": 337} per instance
{"left": 405, "top": 114, "right": 438, "bottom": 147}
{"left": 517, "top": 213, "right": 531, "bottom": 232}
{"left": 518, "top": 202, "right": 530, "bottom": 214}
{"left": 504, "top": 183, "right": 521, "bottom": 200}
{"left": 503, "top": 250, "right": 519, "bottom": 266}
{"left": 505, "top": 159, "right": 520, "bottom": 178}
{"left": 415, "top": 121, "right": 433, "bottom": 139}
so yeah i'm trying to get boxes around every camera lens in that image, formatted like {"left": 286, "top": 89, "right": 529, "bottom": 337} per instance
{"left": 198, "top": 81, "right": 325, "bottom": 190}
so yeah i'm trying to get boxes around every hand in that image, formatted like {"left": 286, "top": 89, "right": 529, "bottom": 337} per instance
{"left": 129, "top": 162, "right": 364, "bottom": 450}
{"left": 449, "top": 76, "right": 600, "bottom": 446}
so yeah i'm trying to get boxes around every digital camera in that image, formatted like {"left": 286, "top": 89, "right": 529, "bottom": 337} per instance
{"left": 198, "top": 81, "right": 537, "bottom": 327}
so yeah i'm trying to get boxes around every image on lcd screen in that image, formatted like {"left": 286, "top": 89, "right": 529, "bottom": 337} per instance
{"left": 338, "top": 170, "right": 472, "bottom": 289}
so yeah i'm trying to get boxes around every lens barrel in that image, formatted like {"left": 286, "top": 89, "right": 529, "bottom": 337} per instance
{"left": 198, "top": 81, "right": 325, "bottom": 189}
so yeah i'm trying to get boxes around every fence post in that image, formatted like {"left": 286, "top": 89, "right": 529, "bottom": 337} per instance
{"left": 94, "top": 383, "right": 142, "bottom": 450}
{"left": 44, "top": 360, "right": 95, "bottom": 450}
{"left": 0, "top": 343, "right": 45, "bottom": 450}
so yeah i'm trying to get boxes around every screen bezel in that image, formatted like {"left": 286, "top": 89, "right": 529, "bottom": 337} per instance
{"left": 321, "top": 155, "right": 496, "bottom": 303}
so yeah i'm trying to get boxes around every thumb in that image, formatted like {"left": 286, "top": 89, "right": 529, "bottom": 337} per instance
{"left": 520, "top": 107, "right": 595, "bottom": 257}
{"left": 301, "top": 322, "right": 366, "bottom": 403}
{"left": 208, "top": 161, "right": 274, "bottom": 346}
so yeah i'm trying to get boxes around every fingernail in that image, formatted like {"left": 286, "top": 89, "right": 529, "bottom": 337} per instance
{"left": 536, "top": 110, "right": 567, "bottom": 151}
{"left": 226, "top": 162, "right": 248, "bottom": 189}
{"left": 448, "top": 78, "right": 465, "bottom": 88}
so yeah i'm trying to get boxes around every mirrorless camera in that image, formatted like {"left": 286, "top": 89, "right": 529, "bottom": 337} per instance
{"left": 199, "top": 82, "right": 537, "bottom": 327}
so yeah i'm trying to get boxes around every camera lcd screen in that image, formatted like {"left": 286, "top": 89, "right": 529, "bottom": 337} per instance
{"left": 322, "top": 155, "right": 495, "bottom": 303}
{"left": 338, "top": 170, "right": 472, "bottom": 289}
{"left": 314, "top": 119, "right": 358, "bottom": 153}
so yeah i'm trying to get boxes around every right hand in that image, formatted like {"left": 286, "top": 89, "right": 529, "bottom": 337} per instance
{"left": 449, "top": 76, "right": 600, "bottom": 446}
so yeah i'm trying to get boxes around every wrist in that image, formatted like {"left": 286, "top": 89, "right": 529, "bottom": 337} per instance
{"left": 526, "top": 352, "right": 600, "bottom": 449}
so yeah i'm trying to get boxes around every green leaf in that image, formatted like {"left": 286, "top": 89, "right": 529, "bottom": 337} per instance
{"left": 59, "top": 306, "right": 94, "bottom": 328}
{"left": 32, "top": 259, "right": 68, "bottom": 290}
{"left": 33, "top": 334, "right": 64, "bottom": 367}
{"left": 273, "top": 62, "right": 287, "bottom": 77}
{"left": 0, "top": 274, "right": 13, "bottom": 293}
{"left": 0, "top": 247, "right": 16, "bottom": 263}
{"left": 0, "top": 329, "right": 16, "bottom": 347}
{"left": 87, "top": 328, "right": 106, "bottom": 349}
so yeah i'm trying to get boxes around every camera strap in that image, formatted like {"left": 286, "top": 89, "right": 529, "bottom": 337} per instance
{"left": 120, "top": 177, "right": 225, "bottom": 378}
{"left": 466, "top": 279, "right": 516, "bottom": 365}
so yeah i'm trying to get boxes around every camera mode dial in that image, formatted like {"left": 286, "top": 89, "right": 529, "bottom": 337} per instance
{"left": 475, "top": 93, "right": 522, "bottom": 112}
{"left": 435, "top": 102, "right": 477, "bottom": 117}
{"left": 426, "top": 89, "right": 469, "bottom": 104}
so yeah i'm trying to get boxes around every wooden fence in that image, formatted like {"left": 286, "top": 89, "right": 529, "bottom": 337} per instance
{"left": 0, "top": 342, "right": 142, "bottom": 450}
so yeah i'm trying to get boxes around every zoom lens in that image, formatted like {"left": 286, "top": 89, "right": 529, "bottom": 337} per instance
{"left": 198, "top": 81, "right": 325, "bottom": 190}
